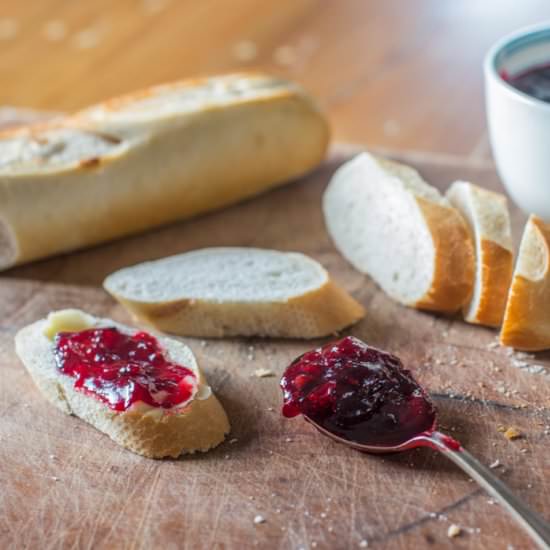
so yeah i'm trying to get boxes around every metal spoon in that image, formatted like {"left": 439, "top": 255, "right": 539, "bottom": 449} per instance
{"left": 305, "top": 416, "right": 550, "bottom": 549}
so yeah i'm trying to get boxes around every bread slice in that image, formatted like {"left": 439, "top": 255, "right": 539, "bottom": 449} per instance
{"left": 446, "top": 181, "right": 514, "bottom": 326}
{"left": 15, "top": 309, "right": 230, "bottom": 458}
{"left": 0, "top": 73, "right": 329, "bottom": 270}
{"left": 500, "top": 215, "right": 550, "bottom": 350}
{"left": 103, "top": 247, "right": 365, "bottom": 338}
{"left": 323, "top": 152, "right": 475, "bottom": 313}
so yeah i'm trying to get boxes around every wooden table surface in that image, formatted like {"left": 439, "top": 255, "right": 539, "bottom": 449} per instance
{"left": 1, "top": 146, "right": 549, "bottom": 550}
{"left": 1, "top": 0, "right": 550, "bottom": 158}
{"left": 1, "top": 3, "right": 550, "bottom": 550}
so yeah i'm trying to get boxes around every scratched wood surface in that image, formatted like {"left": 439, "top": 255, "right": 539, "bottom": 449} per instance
{"left": 0, "top": 143, "right": 548, "bottom": 550}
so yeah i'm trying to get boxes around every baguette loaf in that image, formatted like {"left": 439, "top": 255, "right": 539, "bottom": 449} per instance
{"left": 103, "top": 247, "right": 365, "bottom": 338}
{"left": 500, "top": 215, "right": 550, "bottom": 351}
{"left": 0, "top": 74, "right": 329, "bottom": 270}
{"left": 446, "top": 181, "right": 514, "bottom": 327}
{"left": 323, "top": 152, "right": 475, "bottom": 313}
{"left": 15, "top": 309, "right": 230, "bottom": 458}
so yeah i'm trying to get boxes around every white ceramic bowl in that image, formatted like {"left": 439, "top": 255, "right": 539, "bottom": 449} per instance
{"left": 485, "top": 22, "right": 550, "bottom": 221}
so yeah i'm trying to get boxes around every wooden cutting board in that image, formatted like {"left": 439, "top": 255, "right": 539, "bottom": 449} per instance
{"left": 0, "top": 144, "right": 548, "bottom": 550}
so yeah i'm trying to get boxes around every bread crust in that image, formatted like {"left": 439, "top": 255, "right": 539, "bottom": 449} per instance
{"left": 446, "top": 181, "right": 514, "bottom": 326}
{"left": 0, "top": 74, "right": 329, "bottom": 270}
{"left": 15, "top": 315, "right": 230, "bottom": 458}
{"left": 500, "top": 216, "right": 550, "bottom": 350}
{"left": 413, "top": 198, "right": 475, "bottom": 312}
{"left": 109, "top": 279, "right": 365, "bottom": 339}
{"left": 471, "top": 240, "right": 514, "bottom": 326}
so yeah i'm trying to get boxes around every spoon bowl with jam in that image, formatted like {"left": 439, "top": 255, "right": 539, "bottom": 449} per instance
{"left": 281, "top": 336, "right": 550, "bottom": 549}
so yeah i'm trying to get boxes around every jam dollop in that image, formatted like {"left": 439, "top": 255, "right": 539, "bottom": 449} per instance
{"left": 55, "top": 327, "right": 196, "bottom": 412}
{"left": 280, "top": 336, "right": 436, "bottom": 447}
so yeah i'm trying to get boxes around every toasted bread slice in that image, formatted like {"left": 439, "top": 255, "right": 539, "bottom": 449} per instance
{"left": 446, "top": 181, "right": 514, "bottom": 326}
{"left": 103, "top": 247, "right": 365, "bottom": 338}
{"left": 500, "top": 215, "right": 550, "bottom": 350}
{"left": 323, "top": 152, "right": 475, "bottom": 313}
{"left": 15, "top": 309, "right": 230, "bottom": 458}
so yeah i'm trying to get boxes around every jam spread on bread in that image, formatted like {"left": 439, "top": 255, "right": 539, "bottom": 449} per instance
{"left": 280, "top": 336, "right": 435, "bottom": 447}
{"left": 55, "top": 328, "right": 196, "bottom": 411}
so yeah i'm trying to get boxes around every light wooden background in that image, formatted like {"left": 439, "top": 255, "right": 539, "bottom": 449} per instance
{"left": 1, "top": 0, "right": 550, "bottom": 159}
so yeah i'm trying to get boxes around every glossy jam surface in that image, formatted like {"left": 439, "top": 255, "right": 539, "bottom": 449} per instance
{"left": 281, "top": 336, "right": 436, "bottom": 447}
{"left": 55, "top": 327, "right": 196, "bottom": 411}
{"left": 505, "top": 63, "right": 550, "bottom": 103}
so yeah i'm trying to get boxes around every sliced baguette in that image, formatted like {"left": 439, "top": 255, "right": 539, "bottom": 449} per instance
{"left": 15, "top": 309, "right": 230, "bottom": 458}
{"left": 446, "top": 181, "right": 514, "bottom": 326}
{"left": 0, "top": 73, "right": 329, "bottom": 270}
{"left": 500, "top": 215, "right": 550, "bottom": 350}
{"left": 103, "top": 247, "right": 365, "bottom": 338}
{"left": 323, "top": 152, "right": 475, "bottom": 313}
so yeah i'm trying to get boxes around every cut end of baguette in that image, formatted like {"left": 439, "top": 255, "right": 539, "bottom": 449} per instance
{"left": 104, "top": 247, "right": 364, "bottom": 338}
{"left": 323, "top": 152, "right": 474, "bottom": 313}
{"left": 15, "top": 310, "right": 230, "bottom": 458}
{"left": 446, "top": 181, "right": 514, "bottom": 327}
{"left": 500, "top": 215, "right": 550, "bottom": 350}
{"left": 0, "top": 126, "right": 128, "bottom": 175}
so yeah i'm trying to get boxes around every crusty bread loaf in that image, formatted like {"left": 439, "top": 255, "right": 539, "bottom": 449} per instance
{"left": 0, "top": 73, "right": 329, "bottom": 270}
{"left": 500, "top": 215, "right": 550, "bottom": 351}
{"left": 15, "top": 309, "right": 230, "bottom": 458}
{"left": 446, "top": 181, "right": 514, "bottom": 327}
{"left": 323, "top": 152, "right": 475, "bottom": 313}
{"left": 103, "top": 247, "right": 365, "bottom": 338}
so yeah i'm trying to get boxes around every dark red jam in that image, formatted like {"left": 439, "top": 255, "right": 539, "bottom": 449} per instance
{"left": 505, "top": 63, "right": 550, "bottom": 103}
{"left": 54, "top": 327, "right": 196, "bottom": 412}
{"left": 280, "top": 336, "right": 436, "bottom": 447}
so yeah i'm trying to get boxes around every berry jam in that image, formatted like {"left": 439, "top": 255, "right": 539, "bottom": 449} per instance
{"left": 281, "top": 336, "right": 436, "bottom": 447}
{"left": 54, "top": 327, "right": 196, "bottom": 412}
{"left": 505, "top": 63, "right": 550, "bottom": 103}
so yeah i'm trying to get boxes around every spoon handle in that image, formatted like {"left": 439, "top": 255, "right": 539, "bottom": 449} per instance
{"left": 426, "top": 431, "right": 550, "bottom": 549}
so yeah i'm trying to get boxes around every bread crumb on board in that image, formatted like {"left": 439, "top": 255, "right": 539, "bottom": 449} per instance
{"left": 447, "top": 524, "right": 462, "bottom": 538}
{"left": 503, "top": 427, "right": 522, "bottom": 440}
{"left": 254, "top": 368, "right": 275, "bottom": 378}
{"left": 253, "top": 515, "right": 266, "bottom": 525}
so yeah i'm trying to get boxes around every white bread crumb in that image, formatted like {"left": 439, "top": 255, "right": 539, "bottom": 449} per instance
{"left": 254, "top": 368, "right": 275, "bottom": 378}
{"left": 253, "top": 515, "right": 266, "bottom": 524}
{"left": 447, "top": 524, "right": 462, "bottom": 538}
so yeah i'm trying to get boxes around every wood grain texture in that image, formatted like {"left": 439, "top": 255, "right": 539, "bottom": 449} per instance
{"left": 2, "top": 0, "right": 550, "bottom": 158}
{"left": 0, "top": 145, "right": 548, "bottom": 550}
